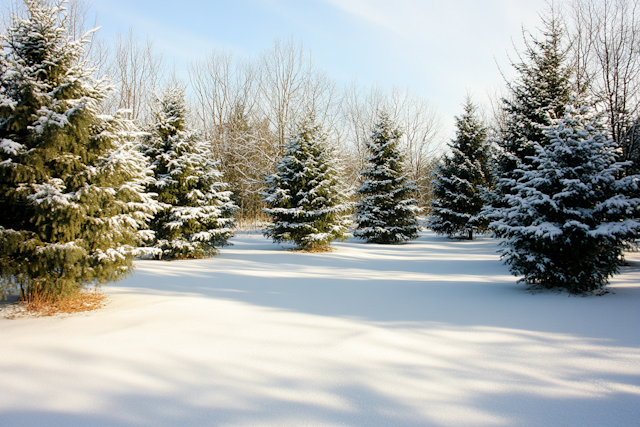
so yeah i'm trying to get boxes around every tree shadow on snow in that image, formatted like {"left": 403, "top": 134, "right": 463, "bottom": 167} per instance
{"left": 116, "top": 232, "right": 640, "bottom": 345}
{"left": 2, "top": 340, "right": 639, "bottom": 427}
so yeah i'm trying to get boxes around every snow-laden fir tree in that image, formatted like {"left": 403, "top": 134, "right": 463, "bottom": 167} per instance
{"left": 490, "top": 8, "right": 572, "bottom": 206}
{"left": 490, "top": 105, "right": 640, "bottom": 293}
{"left": 429, "top": 99, "right": 491, "bottom": 240}
{"left": 263, "top": 114, "right": 352, "bottom": 250}
{"left": 354, "top": 112, "right": 421, "bottom": 243}
{"left": 0, "top": 0, "right": 161, "bottom": 302}
{"left": 142, "top": 85, "right": 236, "bottom": 259}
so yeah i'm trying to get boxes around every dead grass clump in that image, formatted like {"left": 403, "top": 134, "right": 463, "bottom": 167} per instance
{"left": 23, "top": 290, "right": 107, "bottom": 316}
{"left": 289, "top": 245, "right": 335, "bottom": 253}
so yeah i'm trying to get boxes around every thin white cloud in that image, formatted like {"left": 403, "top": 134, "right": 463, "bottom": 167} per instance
{"left": 319, "top": 0, "right": 548, "bottom": 134}
{"left": 321, "top": 0, "right": 408, "bottom": 36}
{"left": 87, "top": 0, "right": 550, "bottom": 138}
{"left": 322, "top": 0, "right": 546, "bottom": 43}
{"left": 92, "top": 1, "right": 235, "bottom": 62}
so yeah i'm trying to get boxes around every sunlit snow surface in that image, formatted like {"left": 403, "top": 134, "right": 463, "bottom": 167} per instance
{"left": 1, "top": 231, "right": 639, "bottom": 426}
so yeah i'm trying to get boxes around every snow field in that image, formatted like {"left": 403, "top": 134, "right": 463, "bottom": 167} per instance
{"left": 1, "top": 231, "right": 639, "bottom": 426}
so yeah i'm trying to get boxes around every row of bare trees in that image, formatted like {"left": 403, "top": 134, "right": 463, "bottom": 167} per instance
{"left": 3, "top": 0, "right": 443, "bottom": 222}
{"left": 20, "top": 0, "right": 441, "bottom": 223}
{"left": 6, "top": 0, "right": 640, "bottom": 223}
{"left": 187, "top": 41, "right": 342, "bottom": 222}
{"left": 23, "top": 0, "right": 431, "bottom": 222}
{"left": 112, "top": 36, "right": 442, "bottom": 223}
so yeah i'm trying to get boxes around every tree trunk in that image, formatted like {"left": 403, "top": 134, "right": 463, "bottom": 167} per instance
{"left": 468, "top": 230, "right": 473, "bottom": 240}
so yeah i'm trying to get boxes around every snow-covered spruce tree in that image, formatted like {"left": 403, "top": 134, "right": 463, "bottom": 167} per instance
{"left": 491, "top": 9, "right": 572, "bottom": 205}
{"left": 142, "top": 85, "right": 236, "bottom": 259}
{"left": 263, "top": 114, "right": 352, "bottom": 251}
{"left": 354, "top": 112, "right": 421, "bottom": 244}
{"left": 490, "top": 105, "right": 640, "bottom": 293}
{"left": 429, "top": 99, "right": 491, "bottom": 240}
{"left": 0, "top": 0, "right": 161, "bottom": 302}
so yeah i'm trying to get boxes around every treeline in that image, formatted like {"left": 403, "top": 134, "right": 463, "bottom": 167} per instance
{"left": 2, "top": 0, "right": 640, "bottom": 303}
{"left": 61, "top": 0, "right": 640, "bottom": 225}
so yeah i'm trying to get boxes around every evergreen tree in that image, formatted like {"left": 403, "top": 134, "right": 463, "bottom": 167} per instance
{"left": 0, "top": 0, "right": 161, "bottom": 302}
{"left": 263, "top": 114, "right": 351, "bottom": 250}
{"left": 429, "top": 99, "right": 491, "bottom": 240}
{"left": 142, "top": 85, "right": 236, "bottom": 259}
{"left": 492, "top": 9, "right": 573, "bottom": 204}
{"left": 354, "top": 112, "right": 421, "bottom": 244}
{"left": 490, "top": 105, "right": 640, "bottom": 293}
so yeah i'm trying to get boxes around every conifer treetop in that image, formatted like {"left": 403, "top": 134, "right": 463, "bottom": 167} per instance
{"left": 497, "top": 3, "right": 573, "bottom": 171}
{"left": 488, "top": 5, "right": 574, "bottom": 213}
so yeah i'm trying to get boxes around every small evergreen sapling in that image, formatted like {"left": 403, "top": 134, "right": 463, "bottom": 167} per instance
{"left": 354, "top": 112, "right": 421, "bottom": 244}
{"left": 142, "top": 85, "right": 236, "bottom": 259}
{"left": 490, "top": 105, "right": 640, "bottom": 293}
{"left": 263, "top": 115, "right": 352, "bottom": 251}
{"left": 429, "top": 100, "right": 491, "bottom": 240}
{"left": 0, "top": 0, "right": 161, "bottom": 302}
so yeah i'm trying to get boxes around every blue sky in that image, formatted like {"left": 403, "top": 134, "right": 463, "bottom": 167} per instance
{"left": 88, "top": 0, "right": 548, "bottom": 138}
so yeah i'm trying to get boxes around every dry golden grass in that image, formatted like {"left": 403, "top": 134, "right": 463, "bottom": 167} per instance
{"left": 22, "top": 290, "right": 107, "bottom": 316}
{"left": 288, "top": 245, "right": 335, "bottom": 253}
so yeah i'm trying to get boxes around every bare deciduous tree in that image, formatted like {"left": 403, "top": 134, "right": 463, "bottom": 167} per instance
{"left": 189, "top": 49, "right": 273, "bottom": 223}
{"left": 484, "top": 84, "right": 512, "bottom": 133}
{"left": 569, "top": 0, "right": 640, "bottom": 157}
{"left": 188, "top": 39, "right": 346, "bottom": 223}
{"left": 100, "top": 28, "right": 164, "bottom": 122}
{"left": 219, "top": 106, "right": 278, "bottom": 223}
{"left": 340, "top": 81, "right": 387, "bottom": 188}
{"left": 259, "top": 38, "right": 342, "bottom": 147}
{"left": 189, "top": 49, "right": 260, "bottom": 141}
{"left": 393, "top": 88, "right": 442, "bottom": 207}
{"left": 65, "top": 0, "right": 90, "bottom": 41}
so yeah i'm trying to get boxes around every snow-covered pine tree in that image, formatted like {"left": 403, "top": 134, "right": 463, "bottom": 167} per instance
{"left": 491, "top": 8, "right": 572, "bottom": 205}
{"left": 490, "top": 105, "right": 640, "bottom": 293}
{"left": 429, "top": 99, "right": 491, "bottom": 240}
{"left": 142, "top": 85, "right": 236, "bottom": 259}
{"left": 354, "top": 111, "right": 421, "bottom": 243}
{"left": 0, "top": 0, "right": 161, "bottom": 302}
{"left": 263, "top": 114, "right": 352, "bottom": 251}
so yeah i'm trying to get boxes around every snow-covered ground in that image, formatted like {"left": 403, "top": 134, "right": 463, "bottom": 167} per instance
{"left": 1, "top": 231, "right": 639, "bottom": 427}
